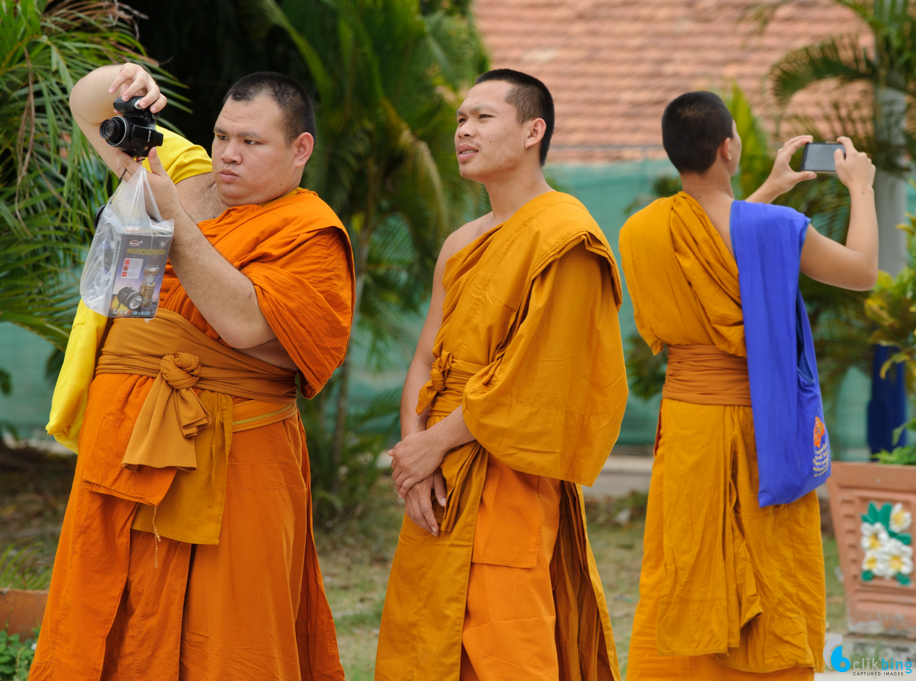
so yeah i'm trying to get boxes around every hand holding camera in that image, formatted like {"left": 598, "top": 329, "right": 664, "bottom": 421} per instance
{"left": 107, "top": 63, "right": 167, "bottom": 114}
{"left": 100, "top": 64, "right": 167, "bottom": 159}
{"left": 832, "top": 137, "right": 876, "bottom": 193}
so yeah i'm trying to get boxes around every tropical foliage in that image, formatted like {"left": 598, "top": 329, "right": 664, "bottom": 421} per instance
{"left": 624, "top": 85, "right": 872, "bottom": 411}
{"left": 768, "top": 0, "right": 916, "bottom": 173}
{"left": 0, "top": 0, "right": 181, "bottom": 420}
{"left": 253, "top": 0, "right": 488, "bottom": 509}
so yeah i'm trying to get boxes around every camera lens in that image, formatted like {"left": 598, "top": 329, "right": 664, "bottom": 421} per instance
{"left": 99, "top": 117, "right": 128, "bottom": 147}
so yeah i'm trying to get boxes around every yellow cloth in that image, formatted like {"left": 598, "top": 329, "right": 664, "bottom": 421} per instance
{"left": 376, "top": 192, "right": 629, "bottom": 681}
{"left": 619, "top": 192, "right": 825, "bottom": 678}
{"left": 47, "top": 130, "right": 212, "bottom": 453}
{"left": 46, "top": 302, "right": 109, "bottom": 452}
{"left": 141, "top": 128, "right": 212, "bottom": 181}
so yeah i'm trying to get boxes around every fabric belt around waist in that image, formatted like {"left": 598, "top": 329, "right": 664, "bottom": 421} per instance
{"left": 88, "top": 309, "right": 298, "bottom": 545}
{"left": 662, "top": 344, "right": 751, "bottom": 407}
{"left": 416, "top": 351, "right": 486, "bottom": 418}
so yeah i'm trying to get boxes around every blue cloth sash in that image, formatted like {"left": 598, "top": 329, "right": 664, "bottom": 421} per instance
{"left": 730, "top": 201, "right": 830, "bottom": 507}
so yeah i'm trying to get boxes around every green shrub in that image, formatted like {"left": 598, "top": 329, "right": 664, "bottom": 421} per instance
{"left": 0, "top": 628, "right": 37, "bottom": 681}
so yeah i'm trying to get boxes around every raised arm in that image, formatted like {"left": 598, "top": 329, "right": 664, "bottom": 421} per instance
{"left": 799, "top": 137, "right": 878, "bottom": 291}
{"left": 69, "top": 63, "right": 167, "bottom": 175}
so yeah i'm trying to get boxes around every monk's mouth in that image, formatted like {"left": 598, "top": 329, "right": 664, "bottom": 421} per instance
{"left": 218, "top": 171, "right": 239, "bottom": 182}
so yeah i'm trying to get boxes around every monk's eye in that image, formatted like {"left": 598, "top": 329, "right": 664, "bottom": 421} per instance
{"left": 479, "top": 114, "right": 490, "bottom": 120}
{"left": 244, "top": 139, "right": 258, "bottom": 145}
{"left": 215, "top": 134, "right": 228, "bottom": 141}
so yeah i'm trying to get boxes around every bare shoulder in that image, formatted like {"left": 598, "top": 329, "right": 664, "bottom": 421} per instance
{"left": 438, "top": 212, "right": 494, "bottom": 265}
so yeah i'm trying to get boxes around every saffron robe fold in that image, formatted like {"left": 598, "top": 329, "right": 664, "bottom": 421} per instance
{"left": 619, "top": 192, "right": 825, "bottom": 679}
{"left": 375, "top": 191, "right": 629, "bottom": 681}
{"left": 31, "top": 165, "right": 354, "bottom": 680}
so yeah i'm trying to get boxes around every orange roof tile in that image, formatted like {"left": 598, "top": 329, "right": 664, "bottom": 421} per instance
{"left": 474, "top": 0, "right": 866, "bottom": 163}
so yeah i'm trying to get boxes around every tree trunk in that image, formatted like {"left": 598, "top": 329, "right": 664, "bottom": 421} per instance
{"left": 874, "top": 86, "right": 908, "bottom": 276}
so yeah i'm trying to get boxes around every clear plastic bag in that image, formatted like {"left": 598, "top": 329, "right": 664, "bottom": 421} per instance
{"left": 80, "top": 169, "right": 174, "bottom": 318}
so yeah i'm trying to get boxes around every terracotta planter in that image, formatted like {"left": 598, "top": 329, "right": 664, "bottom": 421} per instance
{"left": 0, "top": 588, "right": 47, "bottom": 638}
{"left": 828, "top": 462, "right": 916, "bottom": 638}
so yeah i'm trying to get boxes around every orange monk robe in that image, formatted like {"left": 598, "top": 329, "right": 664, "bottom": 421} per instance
{"left": 30, "top": 183, "right": 354, "bottom": 680}
{"left": 618, "top": 193, "right": 826, "bottom": 681}
{"left": 375, "top": 192, "right": 629, "bottom": 681}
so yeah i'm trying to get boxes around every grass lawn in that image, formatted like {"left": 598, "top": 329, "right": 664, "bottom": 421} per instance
{"left": 1, "top": 449, "right": 847, "bottom": 680}
{"left": 317, "top": 481, "right": 846, "bottom": 679}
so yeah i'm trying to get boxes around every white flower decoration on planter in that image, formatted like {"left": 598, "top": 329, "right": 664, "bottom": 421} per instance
{"left": 890, "top": 502, "right": 913, "bottom": 534}
{"left": 860, "top": 502, "right": 913, "bottom": 586}
{"left": 862, "top": 549, "right": 882, "bottom": 575}
{"left": 861, "top": 521, "right": 890, "bottom": 553}
{"left": 880, "top": 538, "right": 914, "bottom": 578}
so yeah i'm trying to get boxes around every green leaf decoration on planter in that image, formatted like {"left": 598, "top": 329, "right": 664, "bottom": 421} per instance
{"left": 863, "top": 570, "right": 875, "bottom": 581}
{"left": 863, "top": 502, "right": 880, "bottom": 524}
{"left": 895, "top": 532, "right": 912, "bottom": 546}
{"left": 879, "top": 503, "right": 893, "bottom": 528}
{"left": 897, "top": 573, "right": 912, "bottom": 586}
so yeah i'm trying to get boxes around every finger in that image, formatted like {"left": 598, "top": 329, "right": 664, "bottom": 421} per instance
{"left": 108, "top": 66, "right": 136, "bottom": 94}
{"left": 136, "top": 83, "right": 162, "bottom": 110}
{"left": 785, "top": 134, "right": 813, "bottom": 146}
{"left": 834, "top": 148, "right": 846, "bottom": 168}
{"left": 147, "top": 147, "right": 169, "bottom": 179}
{"left": 120, "top": 76, "right": 149, "bottom": 102}
{"left": 433, "top": 474, "right": 447, "bottom": 507}
{"left": 781, "top": 136, "right": 813, "bottom": 156}
{"left": 148, "top": 94, "right": 168, "bottom": 114}
{"left": 837, "top": 136, "right": 856, "bottom": 155}
{"left": 115, "top": 150, "right": 141, "bottom": 175}
{"left": 420, "top": 494, "right": 439, "bottom": 536}
{"left": 405, "top": 499, "right": 430, "bottom": 533}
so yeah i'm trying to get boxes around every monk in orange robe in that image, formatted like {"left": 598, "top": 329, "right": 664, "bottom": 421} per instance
{"left": 376, "top": 69, "right": 629, "bottom": 681}
{"left": 619, "top": 92, "right": 878, "bottom": 680}
{"left": 31, "top": 65, "right": 352, "bottom": 680}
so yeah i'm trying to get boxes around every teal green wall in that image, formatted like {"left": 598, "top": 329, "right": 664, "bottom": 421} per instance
{"left": 0, "top": 324, "right": 55, "bottom": 436}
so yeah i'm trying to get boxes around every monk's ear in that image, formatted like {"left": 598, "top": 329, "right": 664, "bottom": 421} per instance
{"left": 524, "top": 118, "right": 546, "bottom": 151}
{"left": 293, "top": 132, "right": 314, "bottom": 169}
{"left": 720, "top": 136, "right": 733, "bottom": 163}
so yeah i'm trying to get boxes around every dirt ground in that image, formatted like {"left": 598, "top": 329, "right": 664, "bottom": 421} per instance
{"left": 0, "top": 447, "right": 845, "bottom": 680}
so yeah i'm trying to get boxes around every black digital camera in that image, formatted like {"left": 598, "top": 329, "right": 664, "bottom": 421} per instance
{"left": 99, "top": 96, "right": 163, "bottom": 158}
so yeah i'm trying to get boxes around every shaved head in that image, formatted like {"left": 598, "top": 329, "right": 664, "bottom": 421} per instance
{"left": 224, "top": 71, "right": 316, "bottom": 144}
{"left": 474, "top": 69, "right": 555, "bottom": 165}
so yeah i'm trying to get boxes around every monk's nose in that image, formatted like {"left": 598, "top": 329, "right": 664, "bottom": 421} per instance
{"left": 221, "top": 142, "right": 243, "bottom": 164}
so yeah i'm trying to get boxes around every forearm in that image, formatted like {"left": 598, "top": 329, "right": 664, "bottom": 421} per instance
{"left": 168, "top": 213, "right": 275, "bottom": 348}
{"left": 425, "top": 406, "right": 474, "bottom": 458}
{"left": 69, "top": 65, "right": 123, "bottom": 129}
{"left": 746, "top": 181, "right": 778, "bottom": 205}
{"left": 401, "top": 360, "right": 432, "bottom": 438}
{"left": 846, "top": 186, "right": 879, "bottom": 268}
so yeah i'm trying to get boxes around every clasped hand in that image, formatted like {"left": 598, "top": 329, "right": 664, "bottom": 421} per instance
{"left": 389, "top": 429, "right": 447, "bottom": 499}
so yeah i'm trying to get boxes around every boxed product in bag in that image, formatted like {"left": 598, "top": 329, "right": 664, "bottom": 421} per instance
{"left": 80, "top": 169, "right": 174, "bottom": 318}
